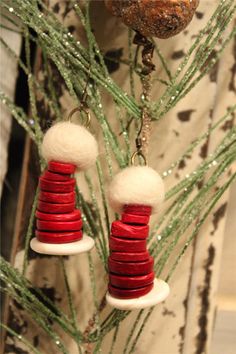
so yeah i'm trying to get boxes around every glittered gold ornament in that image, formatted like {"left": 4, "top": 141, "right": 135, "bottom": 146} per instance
{"left": 104, "top": 0, "right": 199, "bottom": 38}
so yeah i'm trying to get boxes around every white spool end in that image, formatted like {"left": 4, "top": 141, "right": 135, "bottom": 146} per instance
{"left": 30, "top": 235, "right": 95, "bottom": 256}
{"left": 106, "top": 278, "right": 170, "bottom": 310}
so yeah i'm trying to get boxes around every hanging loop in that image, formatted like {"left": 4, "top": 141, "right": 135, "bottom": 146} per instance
{"left": 67, "top": 105, "right": 91, "bottom": 128}
{"left": 131, "top": 150, "right": 147, "bottom": 166}
{"left": 67, "top": 68, "right": 92, "bottom": 128}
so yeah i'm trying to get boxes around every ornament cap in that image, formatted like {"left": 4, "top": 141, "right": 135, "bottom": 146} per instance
{"left": 108, "top": 166, "right": 164, "bottom": 214}
{"left": 41, "top": 122, "right": 98, "bottom": 171}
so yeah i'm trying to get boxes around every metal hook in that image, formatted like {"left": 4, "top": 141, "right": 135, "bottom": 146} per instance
{"left": 131, "top": 151, "right": 147, "bottom": 166}
{"left": 67, "top": 68, "right": 92, "bottom": 128}
{"left": 67, "top": 106, "right": 91, "bottom": 128}
{"left": 130, "top": 110, "right": 147, "bottom": 165}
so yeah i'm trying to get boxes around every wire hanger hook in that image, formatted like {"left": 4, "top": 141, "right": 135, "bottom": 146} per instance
{"left": 131, "top": 111, "right": 147, "bottom": 166}
{"left": 67, "top": 68, "right": 92, "bottom": 128}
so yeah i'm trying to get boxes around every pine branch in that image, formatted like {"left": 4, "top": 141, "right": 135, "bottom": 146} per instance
{"left": 22, "top": 187, "right": 39, "bottom": 275}
{"left": 2, "top": 0, "right": 234, "bottom": 123}
{"left": 108, "top": 324, "right": 120, "bottom": 354}
{"left": 0, "top": 91, "right": 36, "bottom": 141}
{"left": 1, "top": 0, "right": 236, "bottom": 351}
{"left": 1, "top": 323, "right": 43, "bottom": 354}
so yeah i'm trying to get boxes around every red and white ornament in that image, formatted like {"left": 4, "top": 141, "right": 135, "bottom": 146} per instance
{"left": 30, "top": 121, "right": 98, "bottom": 255}
{"left": 106, "top": 166, "right": 170, "bottom": 310}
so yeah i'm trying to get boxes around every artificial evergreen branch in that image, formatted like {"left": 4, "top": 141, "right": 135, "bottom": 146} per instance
{"left": 0, "top": 0, "right": 236, "bottom": 352}
{"left": 1, "top": 323, "right": 43, "bottom": 354}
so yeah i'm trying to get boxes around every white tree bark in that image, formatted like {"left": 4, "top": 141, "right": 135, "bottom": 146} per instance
{"left": 0, "top": 14, "right": 21, "bottom": 196}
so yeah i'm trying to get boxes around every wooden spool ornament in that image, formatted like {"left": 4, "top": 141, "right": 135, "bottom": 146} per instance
{"left": 106, "top": 166, "right": 170, "bottom": 310}
{"left": 30, "top": 121, "right": 98, "bottom": 256}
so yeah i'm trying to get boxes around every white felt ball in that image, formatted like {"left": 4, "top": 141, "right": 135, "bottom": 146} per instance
{"left": 41, "top": 122, "right": 98, "bottom": 170}
{"left": 108, "top": 166, "right": 165, "bottom": 214}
